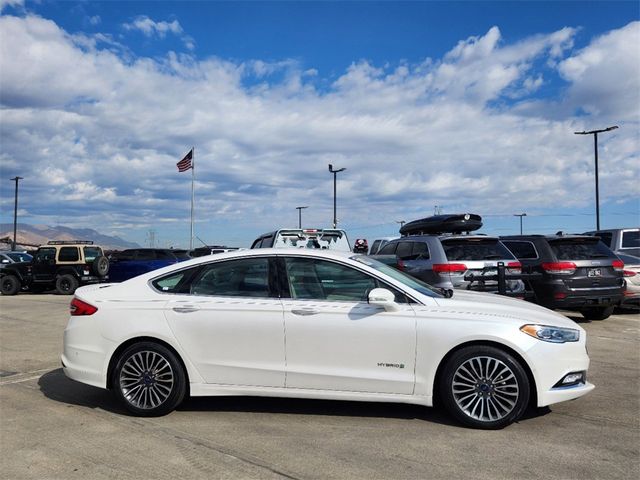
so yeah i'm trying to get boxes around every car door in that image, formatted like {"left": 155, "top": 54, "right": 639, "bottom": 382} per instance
{"left": 31, "top": 247, "right": 57, "bottom": 282}
{"left": 280, "top": 256, "right": 416, "bottom": 394}
{"left": 161, "top": 256, "right": 286, "bottom": 387}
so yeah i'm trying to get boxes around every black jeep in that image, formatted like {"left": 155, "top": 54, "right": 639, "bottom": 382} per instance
{"left": 0, "top": 241, "right": 109, "bottom": 295}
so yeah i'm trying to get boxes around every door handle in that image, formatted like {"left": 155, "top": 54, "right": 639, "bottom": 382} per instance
{"left": 172, "top": 306, "right": 199, "bottom": 313}
{"left": 291, "top": 309, "right": 318, "bottom": 316}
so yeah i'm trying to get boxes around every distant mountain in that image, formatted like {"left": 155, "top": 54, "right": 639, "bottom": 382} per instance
{"left": 0, "top": 224, "right": 141, "bottom": 251}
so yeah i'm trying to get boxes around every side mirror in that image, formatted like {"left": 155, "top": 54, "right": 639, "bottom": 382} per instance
{"left": 368, "top": 288, "right": 400, "bottom": 312}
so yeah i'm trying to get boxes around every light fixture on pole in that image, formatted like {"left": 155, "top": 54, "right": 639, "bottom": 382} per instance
{"left": 328, "top": 164, "right": 346, "bottom": 229}
{"left": 10, "top": 176, "right": 23, "bottom": 251}
{"left": 574, "top": 126, "right": 619, "bottom": 230}
{"left": 296, "top": 206, "right": 309, "bottom": 229}
{"left": 514, "top": 213, "right": 527, "bottom": 235}
{"left": 396, "top": 220, "right": 406, "bottom": 228}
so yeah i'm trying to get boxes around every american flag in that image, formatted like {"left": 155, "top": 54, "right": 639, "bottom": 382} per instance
{"left": 176, "top": 149, "right": 193, "bottom": 172}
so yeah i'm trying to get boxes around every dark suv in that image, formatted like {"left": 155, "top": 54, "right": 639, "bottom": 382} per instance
{"left": 108, "top": 248, "right": 189, "bottom": 283}
{"left": 0, "top": 241, "right": 109, "bottom": 295}
{"left": 501, "top": 235, "right": 625, "bottom": 320}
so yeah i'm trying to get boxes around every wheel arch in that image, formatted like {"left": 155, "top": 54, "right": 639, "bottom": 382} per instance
{"left": 432, "top": 339, "right": 538, "bottom": 408}
{"left": 106, "top": 336, "right": 191, "bottom": 395}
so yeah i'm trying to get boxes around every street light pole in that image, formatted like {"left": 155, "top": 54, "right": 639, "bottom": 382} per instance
{"left": 574, "top": 126, "right": 618, "bottom": 230}
{"left": 328, "top": 164, "right": 346, "bottom": 229}
{"left": 514, "top": 213, "right": 527, "bottom": 235}
{"left": 396, "top": 220, "right": 406, "bottom": 228}
{"left": 296, "top": 206, "right": 308, "bottom": 229}
{"left": 10, "top": 176, "right": 23, "bottom": 251}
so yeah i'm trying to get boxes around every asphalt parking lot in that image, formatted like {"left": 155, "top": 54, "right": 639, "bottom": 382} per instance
{"left": 1, "top": 294, "right": 638, "bottom": 480}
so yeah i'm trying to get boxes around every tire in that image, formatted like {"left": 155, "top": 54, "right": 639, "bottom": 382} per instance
{"left": 0, "top": 275, "right": 21, "bottom": 295}
{"left": 439, "top": 345, "right": 530, "bottom": 429}
{"left": 581, "top": 306, "right": 614, "bottom": 321}
{"left": 92, "top": 256, "right": 109, "bottom": 277}
{"left": 55, "top": 274, "right": 79, "bottom": 295}
{"left": 112, "top": 342, "right": 187, "bottom": 417}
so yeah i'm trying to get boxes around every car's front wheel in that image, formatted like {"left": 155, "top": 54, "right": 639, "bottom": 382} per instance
{"left": 0, "top": 275, "right": 21, "bottom": 295}
{"left": 113, "top": 342, "right": 187, "bottom": 416}
{"left": 439, "top": 346, "right": 530, "bottom": 429}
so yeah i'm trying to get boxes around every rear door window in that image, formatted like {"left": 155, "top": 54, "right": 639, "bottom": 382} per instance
{"left": 190, "top": 257, "right": 274, "bottom": 298}
{"left": 58, "top": 247, "right": 79, "bottom": 262}
{"left": 378, "top": 243, "right": 398, "bottom": 255}
{"left": 549, "top": 239, "right": 613, "bottom": 260}
{"left": 441, "top": 239, "right": 515, "bottom": 261}
{"left": 395, "top": 242, "right": 413, "bottom": 260}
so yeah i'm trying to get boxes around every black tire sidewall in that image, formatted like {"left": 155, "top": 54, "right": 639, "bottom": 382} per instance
{"left": 112, "top": 342, "right": 186, "bottom": 417}
{"left": 440, "top": 345, "right": 530, "bottom": 429}
{"left": 581, "top": 306, "right": 613, "bottom": 321}
{"left": 1, "top": 275, "right": 21, "bottom": 295}
{"left": 56, "top": 274, "right": 78, "bottom": 295}
{"left": 92, "top": 256, "right": 109, "bottom": 276}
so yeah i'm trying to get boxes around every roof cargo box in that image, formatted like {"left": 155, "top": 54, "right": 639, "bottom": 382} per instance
{"left": 400, "top": 214, "right": 482, "bottom": 236}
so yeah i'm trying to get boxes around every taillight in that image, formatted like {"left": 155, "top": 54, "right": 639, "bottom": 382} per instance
{"left": 542, "top": 262, "right": 577, "bottom": 275}
{"left": 70, "top": 298, "right": 97, "bottom": 316}
{"left": 397, "top": 259, "right": 406, "bottom": 271}
{"left": 623, "top": 270, "right": 636, "bottom": 277}
{"left": 433, "top": 263, "right": 467, "bottom": 274}
{"left": 612, "top": 260, "right": 624, "bottom": 272}
{"left": 507, "top": 261, "right": 522, "bottom": 273}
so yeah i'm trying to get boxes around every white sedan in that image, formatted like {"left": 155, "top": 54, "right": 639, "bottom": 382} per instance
{"left": 62, "top": 249, "right": 594, "bottom": 429}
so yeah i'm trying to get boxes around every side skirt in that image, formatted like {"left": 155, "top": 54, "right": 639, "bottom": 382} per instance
{"left": 188, "top": 383, "right": 432, "bottom": 407}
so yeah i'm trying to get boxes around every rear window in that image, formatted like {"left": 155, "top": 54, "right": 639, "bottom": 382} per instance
{"left": 502, "top": 241, "right": 538, "bottom": 260}
{"left": 622, "top": 231, "right": 639, "bottom": 248}
{"left": 273, "top": 230, "right": 350, "bottom": 251}
{"left": 441, "top": 239, "right": 515, "bottom": 261}
{"left": 549, "top": 239, "right": 614, "bottom": 260}
{"left": 83, "top": 247, "right": 101, "bottom": 262}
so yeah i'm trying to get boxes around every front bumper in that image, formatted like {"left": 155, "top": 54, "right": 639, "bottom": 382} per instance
{"left": 525, "top": 334, "right": 595, "bottom": 407}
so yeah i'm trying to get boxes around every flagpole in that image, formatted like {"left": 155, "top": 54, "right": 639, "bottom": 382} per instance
{"left": 190, "top": 147, "right": 195, "bottom": 250}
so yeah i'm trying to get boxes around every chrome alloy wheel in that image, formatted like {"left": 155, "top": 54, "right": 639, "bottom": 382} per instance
{"left": 119, "top": 350, "right": 175, "bottom": 410}
{"left": 451, "top": 356, "right": 520, "bottom": 422}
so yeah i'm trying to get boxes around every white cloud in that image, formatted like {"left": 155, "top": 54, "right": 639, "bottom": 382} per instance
{"left": 0, "top": 15, "right": 637, "bottom": 246}
{"left": 558, "top": 21, "right": 640, "bottom": 121}
{"left": 0, "top": 0, "right": 23, "bottom": 13}
{"left": 123, "top": 15, "right": 182, "bottom": 37}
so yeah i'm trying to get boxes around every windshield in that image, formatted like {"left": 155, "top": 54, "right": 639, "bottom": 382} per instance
{"left": 6, "top": 252, "right": 32, "bottom": 262}
{"left": 353, "top": 255, "right": 443, "bottom": 298}
{"left": 274, "top": 230, "right": 351, "bottom": 251}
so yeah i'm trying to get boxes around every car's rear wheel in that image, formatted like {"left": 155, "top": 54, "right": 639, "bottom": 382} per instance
{"left": 55, "top": 274, "right": 78, "bottom": 295}
{"left": 0, "top": 275, "right": 21, "bottom": 295}
{"left": 440, "top": 346, "right": 530, "bottom": 429}
{"left": 113, "top": 342, "right": 186, "bottom": 416}
{"left": 580, "top": 306, "right": 614, "bottom": 321}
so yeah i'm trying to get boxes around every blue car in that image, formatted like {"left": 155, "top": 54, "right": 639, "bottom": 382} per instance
{"left": 108, "top": 249, "right": 189, "bottom": 282}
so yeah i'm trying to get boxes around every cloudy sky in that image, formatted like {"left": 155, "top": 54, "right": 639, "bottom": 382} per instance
{"left": 0, "top": 1, "right": 638, "bottom": 248}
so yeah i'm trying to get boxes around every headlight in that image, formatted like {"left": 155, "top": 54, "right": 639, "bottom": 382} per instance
{"left": 520, "top": 324, "right": 580, "bottom": 343}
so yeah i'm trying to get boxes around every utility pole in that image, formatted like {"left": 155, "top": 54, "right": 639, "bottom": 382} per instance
{"left": 10, "top": 176, "right": 23, "bottom": 251}
{"left": 296, "top": 206, "right": 309, "bottom": 229}
{"left": 328, "top": 164, "right": 346, "bottom": 228}
{"left": 574, "top": 126, "right": 619, "bottom": 230}
{"left": 514, "top": 213, "right": 527, "bottom": 235}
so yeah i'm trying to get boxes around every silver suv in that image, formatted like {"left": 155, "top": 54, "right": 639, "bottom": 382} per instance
{"left": 373, "top": 234, "right": 525, "bottom": 295}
